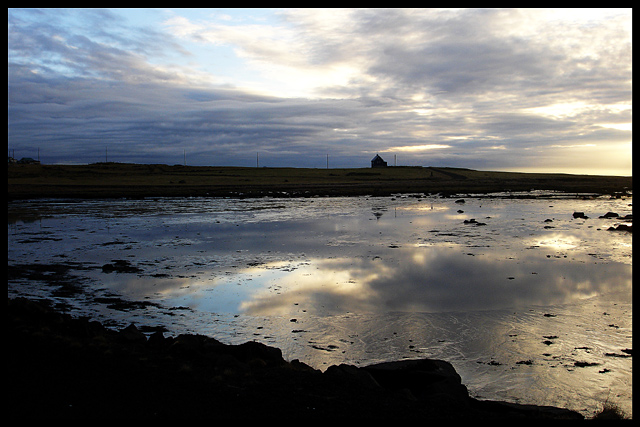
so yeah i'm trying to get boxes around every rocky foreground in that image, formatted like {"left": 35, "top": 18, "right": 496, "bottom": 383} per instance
{"left": 7, "top": 297, "right": 584, "bottom": 420}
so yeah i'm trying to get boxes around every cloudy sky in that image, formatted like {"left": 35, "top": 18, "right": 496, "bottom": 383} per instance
{"left": 8, "top": 8, "right": 632, "bottom": 175}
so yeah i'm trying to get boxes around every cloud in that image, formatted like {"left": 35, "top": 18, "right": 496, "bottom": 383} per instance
{"left": 383, "top": 144, "right": 451, "bottom": 152}
{"left": 8, "top": 8, "right": 632, "bottom": 174}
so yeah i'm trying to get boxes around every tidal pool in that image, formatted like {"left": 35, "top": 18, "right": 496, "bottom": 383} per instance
{"left": 7, "top": 193, "right": 632, "bottom": 418}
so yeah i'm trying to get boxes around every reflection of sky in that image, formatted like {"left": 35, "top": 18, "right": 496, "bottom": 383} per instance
{"left": 232, "top": 247, "right": 631, "bottom": 316}
{"left": 7, "top": 195, "right": 632, "bottom": 418}
{"left": 8, "top": 195, "right": 633, "bottom": 317}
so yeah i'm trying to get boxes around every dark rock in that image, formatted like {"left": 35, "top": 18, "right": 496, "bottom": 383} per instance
{"left": 574, "top": 361, "right": 600, "bottom": 368}
{"left": 119, "top": 323, "right": 147, "bottom": 343}
{"left": 599, "top": 211, "right": 619, "bottom": 218}
{"left": 572, "top": 212, "right": 588, "bottom": 219}
{"left": 101, "top": 259, "right": 143, "bottom": 273}
{"left": 608, "top": 224, "right": 632, "bottom": 232}
{"left": 362, "top": 359, "right": 469, "bottom": 404}
{"left": 468, "top": 400, "right": 584, "bottom": 419}
{"left": 324, "top": 364, "right": 381, "bottom": 390}
{"left": 7, "top": 297, "right": 584, "bottom": 420}
{"left": 147, "top": 330, "right": 166, "bottom": 348}
{"left": 464, "top": 218, "right": 486, "bottom": 226}
{"left": 169, "top": 333, "right": 208, "bottom": 354}
{"left": 230, "top": 340, "right": 285, "bottom": 366}
{"left": 604, "top": 352, "right": 631, "bottom": 358}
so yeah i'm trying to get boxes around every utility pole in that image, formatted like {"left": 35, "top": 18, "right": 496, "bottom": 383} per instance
{"left": 184, "top": 149, "right": 186, "bottom": 166}
{"left": 257, "top": 152, "right": 259, "bottom": 168}
{"left": 327, "top": 154, "right": 329, "bottom": 169}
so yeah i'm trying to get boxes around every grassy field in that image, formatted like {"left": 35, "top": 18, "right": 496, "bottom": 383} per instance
{"left": 7, "top": 162, "right": 632, "bottom": 200}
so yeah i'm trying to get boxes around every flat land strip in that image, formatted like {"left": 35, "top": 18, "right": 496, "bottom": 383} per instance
{"left": 7, "top": 163, "right": 632, "bottom": 200}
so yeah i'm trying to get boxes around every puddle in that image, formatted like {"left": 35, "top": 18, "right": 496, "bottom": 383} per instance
{"left": 7, "top": 193, "right": 632, "bottom": 418}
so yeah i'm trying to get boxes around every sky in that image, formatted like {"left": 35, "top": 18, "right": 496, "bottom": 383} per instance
{"left": 8, "top": 8, "right": 632, "bottom": 175}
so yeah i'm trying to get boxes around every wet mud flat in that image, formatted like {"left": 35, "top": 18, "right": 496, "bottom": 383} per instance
{"left": 7, "top": 297, "right": 584, "bottom": 420}
{"left": 7, "top": 192, "right": 632, "bottom": 418}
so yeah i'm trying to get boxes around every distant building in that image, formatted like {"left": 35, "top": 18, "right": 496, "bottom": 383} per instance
{"left": 371, "top": 154, "right": 387, "bottom": 168}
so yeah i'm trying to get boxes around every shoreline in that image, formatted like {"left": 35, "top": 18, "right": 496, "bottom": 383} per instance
{"left": 7, "top": 165, "right": 630, "bottom": 419}
{"left": 8, "top": 163, "right": 632, "bottom": 201}
{"left": 7, "top": 297, "right": 584, "bottom": 419}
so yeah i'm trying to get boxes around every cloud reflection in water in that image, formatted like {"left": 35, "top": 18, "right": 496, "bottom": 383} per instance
{"left": 8, "top": 194, "right": 632, "bottom": 319}
{"left": 237, "top": 246, "right": 631, "bottom": 316}
{"left": 7, "top": 195, "right": 633, "bottom": 418}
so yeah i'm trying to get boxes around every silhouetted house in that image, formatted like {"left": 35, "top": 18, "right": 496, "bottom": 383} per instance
{"left": 371, "top": 154, "right": 387, "bottom": 168}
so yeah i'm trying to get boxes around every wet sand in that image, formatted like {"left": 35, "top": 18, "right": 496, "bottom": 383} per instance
{"left": 7, "top": 163, "right": 632, "bottom": 200}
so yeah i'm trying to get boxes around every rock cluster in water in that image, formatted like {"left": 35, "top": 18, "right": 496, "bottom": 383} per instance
{"left": 8, "top": 297, "right": 583, "bottom": 419}
{"left": 572, "top": 210, "right": 632, "bottom": 232}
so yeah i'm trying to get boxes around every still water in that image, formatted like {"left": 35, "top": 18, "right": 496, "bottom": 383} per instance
{"left": 7, "top": 193, "right": 632, "bottom": 418}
